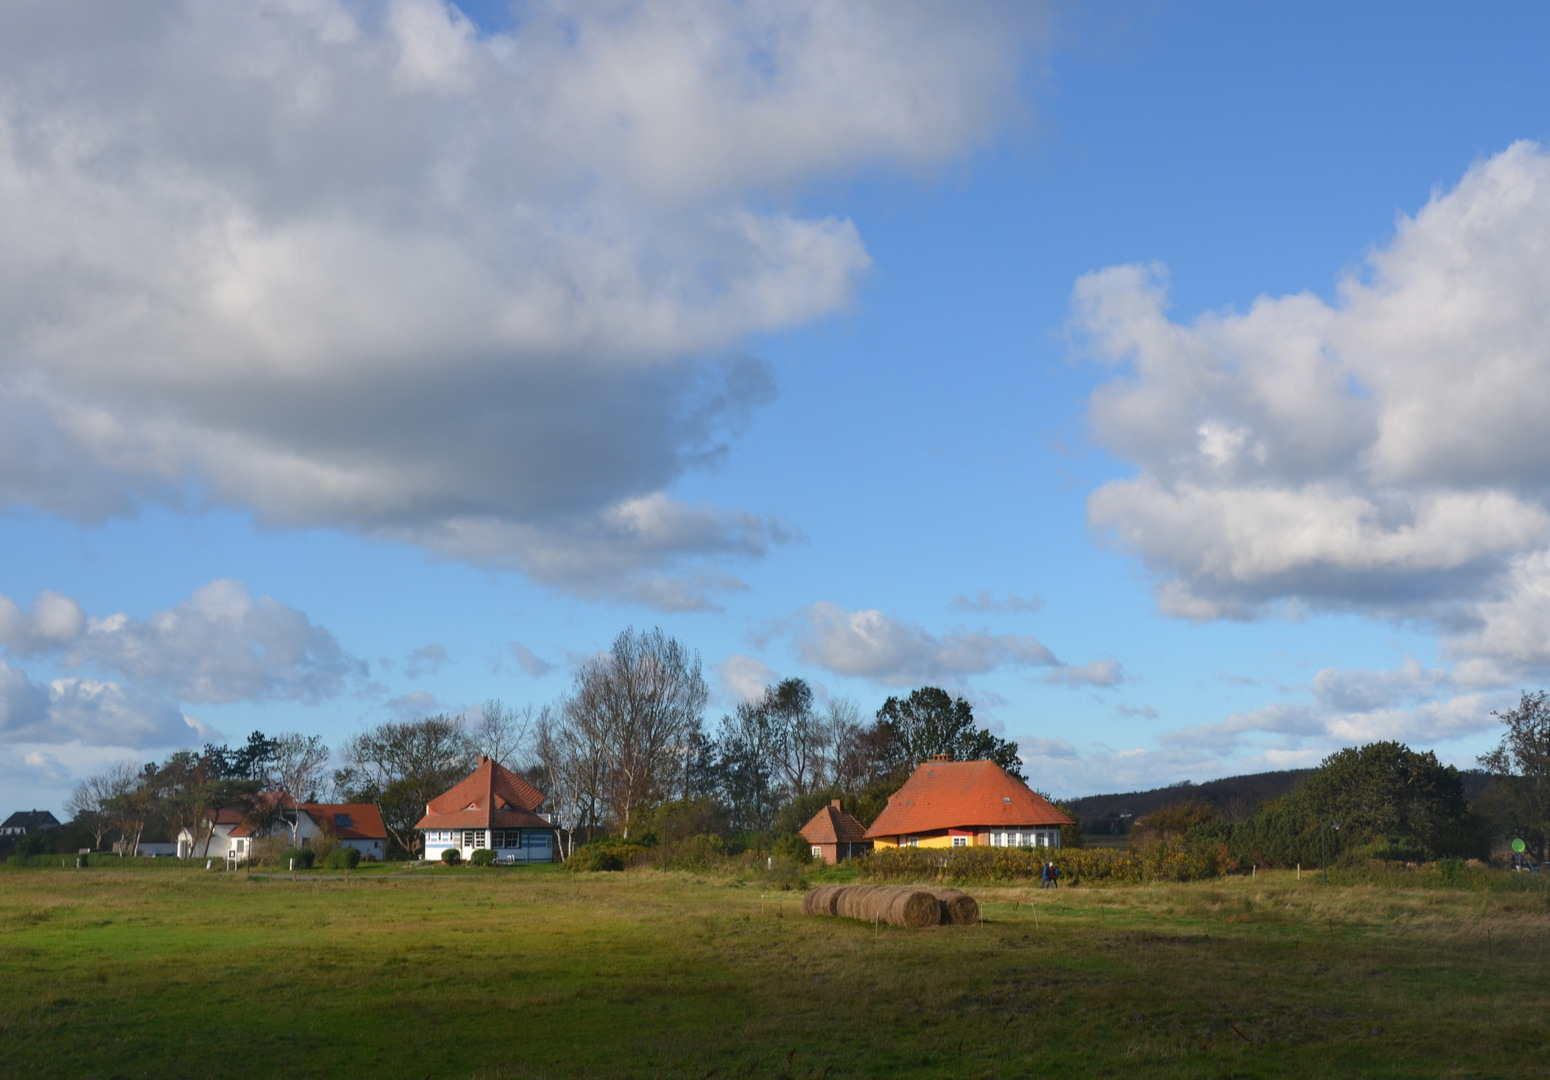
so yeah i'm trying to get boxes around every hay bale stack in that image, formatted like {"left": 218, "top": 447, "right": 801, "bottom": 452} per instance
{"left": 802, "top": 884, "right": 981, "bottom": 928}
{"left": 929, "top": 888, "right": 980, "bottom": 925}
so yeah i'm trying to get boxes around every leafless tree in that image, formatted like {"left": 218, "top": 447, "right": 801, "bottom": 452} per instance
{"left": 819, "top": 696, "right": 864, "bottom": 789}
{"left": 534, "top": 704, "right": 604, "bottom": 859}
{"left": 268, "top": 733, "right": 330, "bottom": 848}
{"left": 67, "top": 766, "right": 128, "bottom": 851}
{"left": 566, "top": 627, "right": 707, "bottom": 838}
{"left": 335, "top": 715, "right": 474, "bottom": 857}
{"left": 471, "top": 699, "right": 533, "bottom": 768}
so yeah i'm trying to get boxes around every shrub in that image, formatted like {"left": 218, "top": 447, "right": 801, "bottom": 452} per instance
{"left": 570, "top": 839, "right": 649, "bottom": 872}
{"left": 249, "top": 836, "right": 287, "bottom": 867}
{"left": 770, "top": 832, "right": 815, "bottom": 864}
{"left": 469, "top": 848, "right": 497, "bottom": 866}
{"left": 855, "top": 844, "right": 1221, "bottom": 885}
{"left": 6, "top": 854, "right": 28, "bottom": 868}
{"left": 280, "top": 848, "right": 315, "bottom": 870}
{"left": 325, "top": 847, "right": 361, "bottom": 870}
{"left": 760, "top": 855, "right": 809, "bottom": 892}
{"left": 668, "top": 833, "right": 727, "bottom": 871}
{"left": 441, "top": 848, "right": 462, "bottom": 866}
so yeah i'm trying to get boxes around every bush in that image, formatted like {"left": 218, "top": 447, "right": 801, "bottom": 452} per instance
{"left": 856, "top": 844, "right": 1219, "bottom": 885}
{"left": 770, "top": 832, "right": 816, "bottom": 864}
{"left": 325, "top": 847, "right": 361, "bottom": 870}
{"left": 667, "top": 833, "right": 727, "bottom": 871}
{"left": 6, "top": 854, "right": 28, "bottom": 868}
{"left": 469, "top": 848, "right": 497, "bottom": 866}
{"left": 441, "top": 848, "right": 462, "bottom": 866}
{"left": 760, "top": 855, "right": 809, "bottom": 892}
{"left": 249, "top": 836, "right": 287, "bottom": 867}
{"left": 280, "top": 848, "right": 315, "bottom": 870}
{"left": 570, "top": 839, "right": 649, "bottom": 872}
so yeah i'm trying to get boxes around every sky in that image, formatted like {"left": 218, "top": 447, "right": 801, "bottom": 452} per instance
{"left": 5, "top": 0, "right": 1550, "bottom": 815}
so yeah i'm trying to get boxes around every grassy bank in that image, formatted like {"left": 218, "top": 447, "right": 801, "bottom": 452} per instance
{"left": 0, "top": 864, "right": 1546, "bottom": 1078}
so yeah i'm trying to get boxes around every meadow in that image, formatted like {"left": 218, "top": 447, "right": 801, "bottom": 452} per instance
{"left": 0, "top": 861, "right": 1547, "bottom": 1079}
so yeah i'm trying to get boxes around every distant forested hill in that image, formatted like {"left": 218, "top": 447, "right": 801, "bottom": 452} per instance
{"left": 1065, "top": 768, "right": 1496, "bottom": 836}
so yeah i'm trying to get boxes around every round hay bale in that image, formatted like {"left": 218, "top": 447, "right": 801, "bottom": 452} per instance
{"left": 802, "top": 884, "right": 843, "bottom": 917}
{"left": 838, "top": 884, "right": 885, "bottom": 921}
{"left": 929, "top": 887, "right": 980, "bottom": 925}
{"left": 885, "top": 888, "right": 942, "bottom": 928}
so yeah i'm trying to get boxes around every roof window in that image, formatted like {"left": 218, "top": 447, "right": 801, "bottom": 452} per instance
{"left": 334, "top": 813, "right": 353, "bottom": 828}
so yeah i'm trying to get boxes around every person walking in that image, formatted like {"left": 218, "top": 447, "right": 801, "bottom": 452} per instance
{"left": 1049, "top": 861, "right": 1060, "bottom": 888}
{"left": 1040, "top": 861, "right": 1052, "bottom": 889}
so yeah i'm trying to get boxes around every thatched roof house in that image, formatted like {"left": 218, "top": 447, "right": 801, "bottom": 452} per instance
{"left": 865, "top": 755, "right": 1071, "bottom": 850}
{"left": 798, "top": 800, "right": 872, "bottom": 864}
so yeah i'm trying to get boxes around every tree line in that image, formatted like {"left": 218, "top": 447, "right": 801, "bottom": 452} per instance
{"left": 50, "top": 627, "right": 1022, "bottom": 860}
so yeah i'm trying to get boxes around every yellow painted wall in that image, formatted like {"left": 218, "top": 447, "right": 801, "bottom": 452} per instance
{"left": 874, "top": 830, "right": 974, "bottom": 849}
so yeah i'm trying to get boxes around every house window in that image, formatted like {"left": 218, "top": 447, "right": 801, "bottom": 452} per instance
{"left": 334, "top": 813, "right": 353, "bottom": 829}
{"left": 475, "top": 830, "right": 487, "bottom": 849}
{"left": 811, "top": 846, "right": 822, "bottom": 857}
{"left": 952, "top": 836, "right": 968, "bottom": 847}
{"left": 907, "top": 836, "right": 919, "bottom": 847}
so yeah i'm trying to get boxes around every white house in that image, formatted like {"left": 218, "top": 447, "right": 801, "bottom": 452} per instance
{"left": 177, "top": 799, "right": 389, "bottom": 862}
{"left": 416, "top": 756, "right": 553, "bottom": 863}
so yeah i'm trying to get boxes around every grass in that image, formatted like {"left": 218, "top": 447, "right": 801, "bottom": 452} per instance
{"left": 0, "top": 863, "right": 1547, "bottom": 1078}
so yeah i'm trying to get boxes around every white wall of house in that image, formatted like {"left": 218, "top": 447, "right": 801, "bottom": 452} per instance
{"left": 421, "top": 828, "right": 553, "bottom": 863}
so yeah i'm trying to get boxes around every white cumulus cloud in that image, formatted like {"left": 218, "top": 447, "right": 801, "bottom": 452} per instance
{"left": 0, "top": 0, "right": 1044, "bottom": 607}
{"left": 1077, "top": 142, "right": 1550, "bottom": 681}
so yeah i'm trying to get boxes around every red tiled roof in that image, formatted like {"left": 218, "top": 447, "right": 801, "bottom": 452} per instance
{"left": 863, "top": 759, "right": 1072, "bottom": 838}
{"left": 798, "top": 802, "right": 869, "bottom": 845}
{"left": 301, "top": 802, "right": 388, "bottom": 841}
{"left": 414, "top": 757, "right": 548, "bottom": 831}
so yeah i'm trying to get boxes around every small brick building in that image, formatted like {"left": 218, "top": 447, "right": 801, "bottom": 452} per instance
{"left": 798, "top": 800, "right": 872, "bottom": 864}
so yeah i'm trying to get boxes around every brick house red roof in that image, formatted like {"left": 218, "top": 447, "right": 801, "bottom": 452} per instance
{"left": 798, "top": 801, "right": 869, "bottom": 845}
{"left": 414, "top": 757, "right": 549, "bottom": 831}
{"left": 864, "top": 758, "right": 1072, "bottom": 838}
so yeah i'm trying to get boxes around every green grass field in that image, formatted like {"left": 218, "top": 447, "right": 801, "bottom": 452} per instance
{"left": 1, "top": 863, "right": 1547, "bottom": 1079}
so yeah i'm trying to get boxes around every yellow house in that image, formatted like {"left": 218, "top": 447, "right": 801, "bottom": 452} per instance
{"left": 864, "top": 755, "right": 1072, "bottom": 850}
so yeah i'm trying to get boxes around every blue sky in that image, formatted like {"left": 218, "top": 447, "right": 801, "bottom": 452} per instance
{"left": 5, "top": 1, "right": 1550, "bottom": 814}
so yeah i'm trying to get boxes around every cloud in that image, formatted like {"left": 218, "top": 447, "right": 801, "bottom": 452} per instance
{"left": 1045, "top": 659, "right": 1126, "bottom": 688}
{"left": 508, "top": 643, "right": 554, "bottom": 679}
{"left": 0, "top": 660, "right": 210, "bottom": 748}
{"left": 0, "top": 579, "right": 361, "bottom": 715}
{"left": 791, "top": 601, "right": 1062, "bottom": 685}
{"left": 403, "top": 643, "right": 448, "bottom": 680}
{"left": 949, "top": 591, "right": 1043, "bottom": 615}
{"left": 0, "top": 0, "right": 1044, "bottom": 606}
{"left": 385, "top": 690, "right": 440, "bottom": 721}
{"left": 1115, "top": 703, "right": 1158, "bottom": 719}
{"left": 1075, "top": 142, "right": 1550, "bottom": 677}
{"left": 719, "top": 654, "right": 776, "bottom": 702}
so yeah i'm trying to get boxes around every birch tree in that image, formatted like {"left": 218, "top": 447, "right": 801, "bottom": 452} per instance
{"left": 268, "top": 733, "right": 330, "bottom": 848}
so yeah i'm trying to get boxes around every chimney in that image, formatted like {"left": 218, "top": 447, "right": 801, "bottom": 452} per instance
{"left": 830, "top": 799, "right": 841, "bottom": 810}
{"left": 930, "top": 753, "right": 951, "bottom": 763}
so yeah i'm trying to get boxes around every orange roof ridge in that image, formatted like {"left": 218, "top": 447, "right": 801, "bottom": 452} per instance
{"left": 798, "top": 802, "right": 869, "bottom": 845}
{"left": 863, "top": 759, "right": 1071, "bottom": 838}
{"left": 415, "top": 756, "right": 548, "bottom": 831}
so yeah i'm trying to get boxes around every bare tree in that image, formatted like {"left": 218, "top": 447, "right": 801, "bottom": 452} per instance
{"left": 268, "top": 733, "right": 330, "bottom": 849}
{"left": 335, "top": 715, "right": 474, "bottom": 857}
{"left": 471, "top": 699, "right": 534, "bottom": 768}
{"left": 768, "top": 678, "right": 823, "bottom": 798}
{"left": 820, "top": 696, "right": 864, "bottom": 789}
{"left": 566, "top": 627, "right": 707, "bottom": 839}
{"left": 67, "top": 766, "right": 129, "bottom": 851}
{"left": 534, "top": 704, "right": 603, "bottom": 860}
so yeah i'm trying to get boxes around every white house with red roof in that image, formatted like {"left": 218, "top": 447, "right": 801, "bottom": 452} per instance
{"left": 864, "top": 755, "right": 1072, "bottom": 850}
{"left": 176, "top": 799, "right": 389, "bottom": 862}
{"left": 415, "top": 756, "right": 554, "bottom": 863}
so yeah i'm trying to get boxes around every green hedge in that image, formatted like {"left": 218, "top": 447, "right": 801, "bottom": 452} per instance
{"left": 855, "top": 843, "right": 1221, "bottom": 885}
{"left": 324, "top": 848, "right": 361, "bottom": 869}
{"left": 441, "top": 848, "right": 461, "bottom": 865}
{"left": 469, "top": 848, "right": 496, "bottom": 866}
{"left": 280, "top": 848, "right": 315, "bottom": 870}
